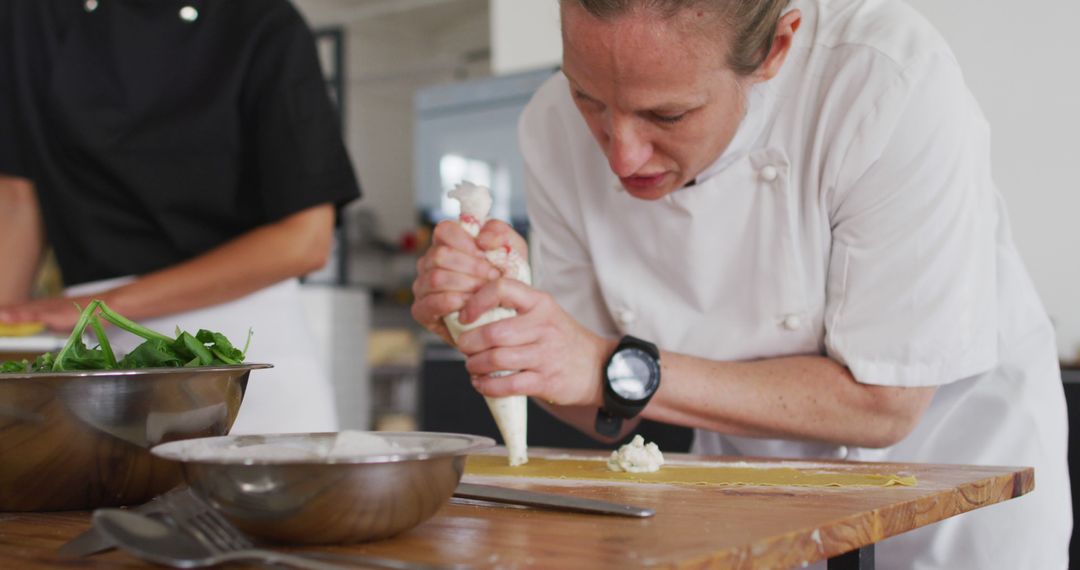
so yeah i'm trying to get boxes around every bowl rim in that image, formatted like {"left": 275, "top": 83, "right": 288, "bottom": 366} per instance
{"left": 150, "top": 431, "right": 497, "bottom": 466}
{"left": 0, "top": 363, "right": 273, "bottom": 380}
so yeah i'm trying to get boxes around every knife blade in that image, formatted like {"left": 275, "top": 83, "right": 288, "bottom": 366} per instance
{"left": 453, "top": 482, "right": 654, "bottom": 518}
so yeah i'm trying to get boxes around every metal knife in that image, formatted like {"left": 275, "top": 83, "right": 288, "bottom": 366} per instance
{"left": 453, "top": 483, "right": 655, "bottom": 518}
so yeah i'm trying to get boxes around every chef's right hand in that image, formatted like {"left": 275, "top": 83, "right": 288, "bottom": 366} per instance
{"left": 411, "top": 220, "right": 503, "bottom": 345}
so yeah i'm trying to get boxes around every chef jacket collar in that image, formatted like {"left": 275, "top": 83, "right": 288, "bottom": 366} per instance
{"left": 686, "top": 82, "right": 771, "bottom": 187}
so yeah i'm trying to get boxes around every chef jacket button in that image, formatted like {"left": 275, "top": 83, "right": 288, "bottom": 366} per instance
{"left": 760, "top": 165, "right": 778, "bottom": 182}
{"left": 617, "top": 308, "right": 637, "bottom": 325}
{"left": 179, "top": 6, "right": 199, "bottom": 22}
{"left": 782, "top": 314, "right": 801, "bottom": 331}
{"left": 84, "top": 0, "right": 99, "bottom": 12}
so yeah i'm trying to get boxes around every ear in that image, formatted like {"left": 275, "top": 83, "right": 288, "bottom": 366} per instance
{"left": 752, "top": 9, "right": 801, "bottom": 83}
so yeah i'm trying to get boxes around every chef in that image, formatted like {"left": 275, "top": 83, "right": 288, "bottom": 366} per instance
{"left": 411, "top": 0, "right": 1071, "bottom": 567}
{"left": 0, "top": 0, "right": 360, "bottom": 434}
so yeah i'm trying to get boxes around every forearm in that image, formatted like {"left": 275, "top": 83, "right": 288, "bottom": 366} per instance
{"left": 100, "top": 204, "right": 334, "bottom": 321}
{"left": 644, "top": 353, "right": 934, "bottom": 448}
{"left": 0, "top": 176, "right": 44, "bottom": 305}
{"left": 535, "top": 400, "right": 642, "bottom": 443}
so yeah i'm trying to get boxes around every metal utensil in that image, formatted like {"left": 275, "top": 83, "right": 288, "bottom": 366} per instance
{"left": 95, "top": 507, "right": 453, "bottom": 570}
{"left": 58, "top": 487, "right": 177, "bottom": 557}
{"left": 453, "top": 483, "right": 655, "bottom": 518}
{"left": 158, "top": 488, "right": 456, "bottom": 570}
{"left": 93, "top": 509, "right": 348, "bottom": 570}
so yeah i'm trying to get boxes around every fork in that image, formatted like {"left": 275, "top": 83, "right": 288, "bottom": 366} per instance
{"left": 159, "top": 489, "right": 255, "bottom": 554}
{"left": 159, "top": 490, "right": 458, "bottom": 570}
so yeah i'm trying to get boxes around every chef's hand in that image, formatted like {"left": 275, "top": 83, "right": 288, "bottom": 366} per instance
{"left": 453, "top": 277, "right": 614, "bottom": 408}
{"left": 411, "top": 219, "right": 504, "bottom": 345}
{"left": 0, "top": 294, "right": 99, "bottom": 332}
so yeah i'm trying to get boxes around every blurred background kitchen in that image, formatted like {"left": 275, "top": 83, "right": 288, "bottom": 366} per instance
{"left": 5, "top": 0, "right": 1079, "bottom": 446}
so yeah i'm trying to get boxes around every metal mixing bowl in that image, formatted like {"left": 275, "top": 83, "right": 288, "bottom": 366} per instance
{"left": 0, "top": 364, "right": 267, "bottom": 511}
{"left": 151, "top": 432, "right": 495, "bottom": 544}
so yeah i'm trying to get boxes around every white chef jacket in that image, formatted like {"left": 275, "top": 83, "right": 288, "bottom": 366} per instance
{"left": 66, "top": 277, "right": 338, "bottom": 435}
{"left": 518, "top": 0, "right": 1070, "bottom": 568}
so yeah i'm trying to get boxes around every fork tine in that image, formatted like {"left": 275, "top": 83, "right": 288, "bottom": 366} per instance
{"left": 193, "top": 509, "right": 253, "bottom": 551}
{"left": 162, "top": 490, "right": 228, "bottom": 553}
{"left": 163, "top": 489, "right": 249, "bottom": 553}
{"left": 182, "top": 490, "right": 255, "bottom": 550}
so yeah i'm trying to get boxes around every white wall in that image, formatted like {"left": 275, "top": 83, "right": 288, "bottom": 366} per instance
{"left": 904, "top": 0, "right": 1080, "bottom": 361}
{"left": 489, "top": 0, "right": 1080, "bottom": 362}
{"left": 491, "top": 0, "right": 562, "bottom": 74}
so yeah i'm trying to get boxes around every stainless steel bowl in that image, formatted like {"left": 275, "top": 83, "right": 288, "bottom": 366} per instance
{"left": 151, "top": 432, "right": 495, "bottom": 544}
{"left": 0, "top": 364, "right": 267, "bottom": 511}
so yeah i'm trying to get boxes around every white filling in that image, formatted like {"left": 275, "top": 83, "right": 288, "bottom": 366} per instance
{"left": 607, "top": 435, "right": 665, "bottom": 473}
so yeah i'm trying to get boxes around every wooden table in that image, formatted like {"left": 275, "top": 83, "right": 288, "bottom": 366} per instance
{"left": 0, "top": 449, "right": 1033, "bottom": 569}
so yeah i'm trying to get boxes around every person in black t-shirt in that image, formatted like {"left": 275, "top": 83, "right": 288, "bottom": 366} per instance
{"left": 0, "top": 0, "right": 361, "bottom": 433}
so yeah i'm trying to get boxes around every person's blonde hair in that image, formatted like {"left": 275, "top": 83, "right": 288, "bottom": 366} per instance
{"left": 563, "top": 0, "right": 791, "bottom": 75}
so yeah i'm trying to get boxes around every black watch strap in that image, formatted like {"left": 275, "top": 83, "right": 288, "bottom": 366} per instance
{"left": 594, "top": 408, "right": 623, "bottom": 438}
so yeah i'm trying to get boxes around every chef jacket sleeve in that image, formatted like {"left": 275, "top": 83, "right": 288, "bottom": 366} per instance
{"left": 519, "top": 102, "right": 620, "bottom": 339}
{"left": 239, "top": 2, "right": 359, "bottom": 222}
{"left": 823, "top": 52, "right": 999, "bottom": 388}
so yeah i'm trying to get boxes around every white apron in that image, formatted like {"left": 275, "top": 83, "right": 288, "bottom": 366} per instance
{"left": 66, "top": 277, "right": 338, "bottom": 434}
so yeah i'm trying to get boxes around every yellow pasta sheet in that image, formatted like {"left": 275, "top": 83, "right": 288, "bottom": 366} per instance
{"left": 466, "top": 455, "right": 917, "bottom": 488}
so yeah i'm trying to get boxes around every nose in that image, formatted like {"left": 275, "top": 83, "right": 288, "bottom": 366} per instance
{"left": 604, "top": 116, "right": 652, "bottom": 178}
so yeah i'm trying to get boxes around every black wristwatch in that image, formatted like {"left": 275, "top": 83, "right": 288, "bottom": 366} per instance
{"left": 595, "top": 335, "right": 661, "bottom": 437}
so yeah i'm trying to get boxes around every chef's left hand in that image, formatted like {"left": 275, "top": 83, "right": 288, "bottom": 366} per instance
{"left": 453, "top": 277, "right": 615, "bottom": 408}
{"left": 0, "top": 295, "right": 98, "bottom": 332}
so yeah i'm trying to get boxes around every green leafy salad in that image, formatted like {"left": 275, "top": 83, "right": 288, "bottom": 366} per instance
{"left": 0, "top": 300, "right": 251, "bottom": 373}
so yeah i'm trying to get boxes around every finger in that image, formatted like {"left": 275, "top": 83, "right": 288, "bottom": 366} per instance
{"left": 412, "top": 267, "right": 489, "bottom": 299}
{"left": 471, "top": 370, "right": 546, "bottom": 399}
{"left": 455, "top": 312, "right": 543, "bottom": 354}
{"left": 422, "top": 245, "right": 501, "bottom": 281}
{"left": 476, "top": 220, "right": 529, "bottom": 261}
{"left": 411, "top": 291, "right": 470, "bottom": 329}
{"left": 0, "top": 307, "right": 40, "bottom": 324}
{"left": 431, "top": 220, "right": 484, "bottom": 257}
{"left": 464, "top": 345, "right": 541, "bottom": 377}
{"left": 459, "top": 278, "right": 543, "bottom": 325}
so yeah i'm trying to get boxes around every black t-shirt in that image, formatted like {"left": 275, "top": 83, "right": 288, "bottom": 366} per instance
{"left": 0, "top": 0, "right": 360, "bottom": 286}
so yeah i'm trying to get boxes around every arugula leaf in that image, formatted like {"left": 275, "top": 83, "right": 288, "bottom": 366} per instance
{"left": 60, "top": 336, "right": 113, "bottom": 370}
{"left": 175, "top": 332, "right": 215, "bottom": 367}
{"left": 1, "top": 360, "right": 30, "bottom": 373}
{"left": 196, "top": 329, "right": 245, "bottom": 365}
{"left": 89, "top": 316, "right": 117, "bottom": 369}
{"left": 97, "top": 302, "right": 173, "bottom": 344}
{"left": 118, "top": 338, "right": 186, "bottom": 369}
{"left": 0, "top": 300, "right": 252, "bottom": 373}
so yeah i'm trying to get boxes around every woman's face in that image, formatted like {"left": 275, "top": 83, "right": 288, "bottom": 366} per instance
{"left": 561, "top": 4, "right": 751, "bottom": 201}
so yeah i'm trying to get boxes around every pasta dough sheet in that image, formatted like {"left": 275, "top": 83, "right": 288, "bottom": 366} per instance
{"left": 465, "top": 455, "right": 917, "bottom": 488}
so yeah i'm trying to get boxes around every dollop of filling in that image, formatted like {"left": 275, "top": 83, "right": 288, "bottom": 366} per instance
{"left": 607, "top": 435, "right": 664, "bottom": 473}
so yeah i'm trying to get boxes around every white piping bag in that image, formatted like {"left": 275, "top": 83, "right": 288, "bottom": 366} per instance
{"left": 443, "top": 181, "right": 529, "bottom": 466}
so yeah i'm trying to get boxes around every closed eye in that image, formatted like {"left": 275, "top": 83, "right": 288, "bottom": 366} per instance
{"left": 650, "top": 111, "right": 687, "bottom": 124}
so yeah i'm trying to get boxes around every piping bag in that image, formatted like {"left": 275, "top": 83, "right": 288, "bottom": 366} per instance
{"left": 443, "top": 182, "right": 529, "bottom": 466}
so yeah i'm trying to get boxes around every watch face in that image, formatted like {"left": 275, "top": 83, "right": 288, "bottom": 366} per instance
{"left": 607, "top": 347, "right": 659, "bottom": 401}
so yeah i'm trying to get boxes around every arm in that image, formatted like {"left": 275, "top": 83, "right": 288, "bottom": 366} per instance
{"left": 0, "top": 203, "right": 334, "bottom": 330}
{"left": 0, "top": 175, "right": 43, "bottom": 305}
{"left": 453, "top": 271, "right": 935, "bottom": 449}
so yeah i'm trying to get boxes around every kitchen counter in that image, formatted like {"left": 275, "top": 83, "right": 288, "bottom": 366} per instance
{"left": 0, "top": 449, "right": 1032, "bottom": 569}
